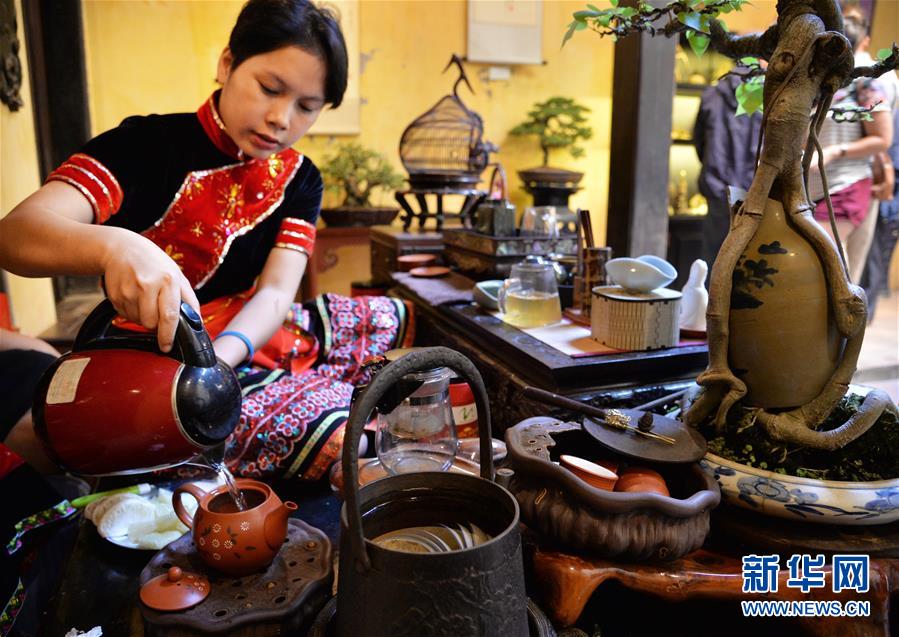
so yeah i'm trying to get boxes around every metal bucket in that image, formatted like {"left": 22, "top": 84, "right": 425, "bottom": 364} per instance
{"left": 336, "top": 347, "right": 528, "bottom": 637}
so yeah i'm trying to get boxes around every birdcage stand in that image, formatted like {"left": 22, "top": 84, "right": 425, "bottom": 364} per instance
{"left": 395, "top": 186, "right": 486, "bottom": 231}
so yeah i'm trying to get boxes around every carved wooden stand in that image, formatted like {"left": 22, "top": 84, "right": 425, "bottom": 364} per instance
{"left": 395, "top": 187, "right": 484, "bottom": 231}
{"left": 531, "top": 546, "right": 899, "bottom": 636}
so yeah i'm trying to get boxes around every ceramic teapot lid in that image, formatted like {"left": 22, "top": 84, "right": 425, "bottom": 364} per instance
{"left": 517, "top": 255, "right": 552, "bottom": 270}
{"left": 140, "top": 566, "right": 210, "bottom": 612}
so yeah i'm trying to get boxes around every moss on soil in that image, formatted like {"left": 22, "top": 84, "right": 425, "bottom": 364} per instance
{"left": 698, "top": 394, "right": 899, "bottom": 482}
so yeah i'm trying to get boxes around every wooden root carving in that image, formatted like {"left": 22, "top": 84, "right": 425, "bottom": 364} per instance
{"left": 683, "top": 0, "right": 898, "bottom": 450}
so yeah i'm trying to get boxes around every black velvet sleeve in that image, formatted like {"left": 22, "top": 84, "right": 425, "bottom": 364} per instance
{"left": 279, "top": 156, "right": 323, "bottom": 226}
{"left": 79, "top": 115, "right": 171, "bottom": 230}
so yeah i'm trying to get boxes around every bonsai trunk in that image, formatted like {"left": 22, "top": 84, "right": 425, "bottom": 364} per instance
{"left": 682, "top": 0, "right": 897, "bottom": 450}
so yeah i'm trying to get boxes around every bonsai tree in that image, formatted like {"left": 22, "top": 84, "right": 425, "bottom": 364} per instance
{"left": 509, "top": 96, "right": 593, "bottom": 167}
{"left": 568, "top": 0, "right": 899, "bottom": 451}
{"left": 321, "top": 142, "right": 404, "bottom": 208}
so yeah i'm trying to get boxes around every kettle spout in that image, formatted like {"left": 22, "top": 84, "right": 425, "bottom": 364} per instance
{"left": 263, "top": 500, "right": 297, "bottom": 551}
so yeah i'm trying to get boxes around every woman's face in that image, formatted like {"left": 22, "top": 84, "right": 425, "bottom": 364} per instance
{"left": 217, "top": 45, "right": 326, "bottom": 159}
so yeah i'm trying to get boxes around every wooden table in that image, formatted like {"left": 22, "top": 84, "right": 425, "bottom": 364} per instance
{"left": 38, "top": 380, "right": 898, "bottom": 637}
{"left": 38, "top": 482, "right": 342, "bottom": 637}
{"left": 531, "top": 545, "right": 899, "bottom": 636}
{"left": 390, "top": 276, "right": 708, "bottom": 432}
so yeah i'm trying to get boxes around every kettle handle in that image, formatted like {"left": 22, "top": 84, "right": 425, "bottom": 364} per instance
{"left": 488, "top": 163, "right": 507, "bottom": 201}
{"left": 342, "top": 346, "right": 494, "bottom": 574}
{"left": 73, "top": 298, "right": 217, "bottom": 368}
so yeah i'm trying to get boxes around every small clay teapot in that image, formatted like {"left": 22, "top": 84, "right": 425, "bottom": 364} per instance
{"left": 173, "top": 479, "right": 297, "bottom": 576}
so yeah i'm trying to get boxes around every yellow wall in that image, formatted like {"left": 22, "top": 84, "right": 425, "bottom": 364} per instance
{"left": 870, "top": 0, "right": 899, "bottom": 55}
{"left": 82, "top": 0, "right": 616, "bottom": 241}
{"left": 0, "top": 0, "right": 57, "bottom": 335}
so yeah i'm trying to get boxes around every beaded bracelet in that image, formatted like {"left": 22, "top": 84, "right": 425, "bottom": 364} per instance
{"left": 216, "top": 330, "right": 255, "bottom": 363}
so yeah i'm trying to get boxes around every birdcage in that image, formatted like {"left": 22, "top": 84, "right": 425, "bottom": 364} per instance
{"left": 399, "top": 56, "right": 495, "bottom": 190}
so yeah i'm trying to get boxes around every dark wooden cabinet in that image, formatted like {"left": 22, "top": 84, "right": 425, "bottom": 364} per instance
{"left": 370, "top": 225, "right": 444, "bottom": 285}
{"left": 666, "top": 214, "right": 705, "bottom": 290}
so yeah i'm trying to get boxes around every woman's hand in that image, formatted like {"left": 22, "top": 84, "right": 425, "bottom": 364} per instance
{"left": 0, "top": 182, "right": 199, "bottom": 352}
{"left": 872, "top": 152, "right": 895, "bottom": 202}
{"left": 807, "top": 145, "right": 841, "bottom": 173}
{"left": 101, "top": 231, "right": 200, "bottom": 352}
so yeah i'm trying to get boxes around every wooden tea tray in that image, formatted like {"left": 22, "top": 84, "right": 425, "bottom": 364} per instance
{"left": 139, "top": 519, "right": 332, "bottom": 636}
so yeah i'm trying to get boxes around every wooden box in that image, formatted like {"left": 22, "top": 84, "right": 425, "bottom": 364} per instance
{"left": 442, "top": 228, "right": 578, "bottom": 279}
{"left": 369, "top": 225, "right": 444, "bottom": 285}
{"left": 591, "top": 286, "right": 682, "bottom": 350}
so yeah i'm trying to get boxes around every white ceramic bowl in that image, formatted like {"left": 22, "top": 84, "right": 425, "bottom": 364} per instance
{"left": 605, "top": 256, "right": 677, "bottom": 292}
{"left": 700, "top": 453, "right": 899, "bottom": 526}
{"left": 473, "top": 280, "right": 503, "bottom": 311}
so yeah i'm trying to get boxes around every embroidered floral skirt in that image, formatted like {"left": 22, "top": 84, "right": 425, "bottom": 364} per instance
{"left": 225, "top": 293, "right": 413, "bottom": 481}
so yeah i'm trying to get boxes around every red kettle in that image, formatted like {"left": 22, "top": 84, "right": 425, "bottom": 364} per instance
{"left": 33, "top": 299, "right": 241, "bottom": 475}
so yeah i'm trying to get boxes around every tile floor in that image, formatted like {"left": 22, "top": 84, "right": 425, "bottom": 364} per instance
{"left": 856, "top": 292, "right": 899, "bottom": 402}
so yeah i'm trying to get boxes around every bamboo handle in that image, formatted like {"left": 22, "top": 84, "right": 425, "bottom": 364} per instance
{"left": 522, "top": 386, "right": 675, "bottom": 445}
{"left": 523, "top": 386, "right": 607, "bottom": 419}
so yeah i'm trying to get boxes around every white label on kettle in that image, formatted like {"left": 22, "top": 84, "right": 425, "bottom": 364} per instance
{"left": 46, "top": 358, "right": 91, "bottom": 404}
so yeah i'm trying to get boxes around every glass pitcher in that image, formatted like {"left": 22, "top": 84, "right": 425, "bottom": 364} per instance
{"left": 498, "top": 256, "right": 562, "bottom": 328}
{"left": 376, "top": 365, "right": 458, "bottom": 474}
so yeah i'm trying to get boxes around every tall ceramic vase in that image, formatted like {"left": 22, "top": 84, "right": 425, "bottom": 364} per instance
{"left": 728, "top": 198, "right": 843, "bottom": 408}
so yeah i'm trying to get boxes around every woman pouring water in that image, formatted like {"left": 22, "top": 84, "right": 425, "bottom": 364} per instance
{"left": 0, "top": 0, "right": 412, "bottom": 480}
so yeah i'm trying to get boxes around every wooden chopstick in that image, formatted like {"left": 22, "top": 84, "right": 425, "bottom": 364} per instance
{"left": 633, "top": 388, "right": 690, "bottom": 413}
{"left": 579, "top": 209, "right": 595, "bottom": 249}
{"left": 576, "top": 208, "right": 585, "bottom": 276}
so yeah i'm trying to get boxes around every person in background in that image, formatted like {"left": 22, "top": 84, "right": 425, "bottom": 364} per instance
{"left": 0, "top": 0, "right": 411, "bottom": 482}
{"left": 693, "top": 64, "right": 764, "bottom": 269}
{"left": 807, "top": 14, "right": 893, "bottom": 284}
{"left": 0, "top": 329, "right": 59, "bottom": 473}
{"left": 844, "top": 1, "right": 899, "bottom": 316}
{"left": 0, "top": 329, "right": 80, "bottom": 637}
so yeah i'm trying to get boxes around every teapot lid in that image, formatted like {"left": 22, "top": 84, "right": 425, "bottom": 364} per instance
{"left": 140, "top": 566, "right": 210, "bottom": 612}
{"left": 517, "top": 255, "right": 552, "bottom": 269}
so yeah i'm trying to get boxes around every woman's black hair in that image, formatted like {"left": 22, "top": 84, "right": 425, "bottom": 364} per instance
{"left": 228, "top": 0, "right": 348, "bottom": 108}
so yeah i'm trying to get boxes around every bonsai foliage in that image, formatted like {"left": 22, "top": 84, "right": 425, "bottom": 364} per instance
{"left": 569, "top": 0, "right": 899, "bottom": 451}
{"left": 321, "top": 142, "right": 405, "bottom": 208}
{"left": 509, "top": 97, "right": 593, "bottom": 167}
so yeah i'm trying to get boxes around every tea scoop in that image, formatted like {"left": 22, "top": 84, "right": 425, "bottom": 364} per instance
{"left": 140, "top": 566, "right": 210, "bottom": 612}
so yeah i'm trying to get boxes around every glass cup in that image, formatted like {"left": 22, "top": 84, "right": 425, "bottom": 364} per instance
{"left": 498, "top": 256, "right": 563, "bottom": 328}
{"left": 519, "top": 206, "right": 560, "bottom": 238}
{"left": 376, "top": 366, "right": 458, "bottom": 474}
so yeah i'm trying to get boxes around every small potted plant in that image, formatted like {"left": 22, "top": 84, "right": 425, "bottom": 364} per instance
{"left": 510, "top": 96, "right": 593, "bottom": 168}
{"left": 509, "top": 96, "right": 593, "bottom": 206}
{"left": 320, "top": 142, "right": 405, "bottom": 227}
{"left": 509, "top": 96, "right": 593, "bottom": 196}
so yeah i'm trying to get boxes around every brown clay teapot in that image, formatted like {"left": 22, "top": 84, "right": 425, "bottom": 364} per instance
{"left": 173, "top": 479, "right": 297, "bottom": 576}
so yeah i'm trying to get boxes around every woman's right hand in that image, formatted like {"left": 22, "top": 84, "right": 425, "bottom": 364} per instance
{"left": 102, "top": 231, "right": 200, "bottom": 352}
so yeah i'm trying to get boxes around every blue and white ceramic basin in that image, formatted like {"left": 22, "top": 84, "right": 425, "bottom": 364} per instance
{"left": 701, "top": 453, "right": 899, "bottom": 526}
{"left": 701, "top": 386, "right": 899, "bottom": 526}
